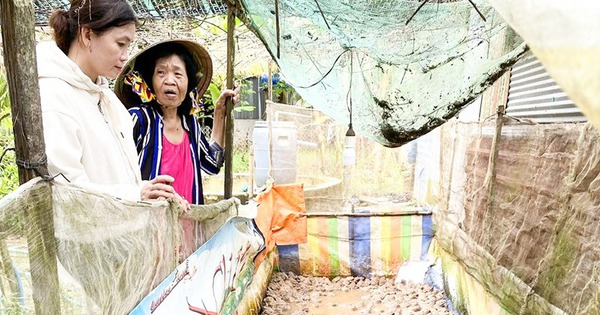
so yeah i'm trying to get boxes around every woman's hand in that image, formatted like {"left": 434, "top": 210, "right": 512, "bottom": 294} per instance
{"left": 141, "top": 175, "right": 176, "bottom": 200}
{"left": 141, "top": 175, "right": 191, "bottom": 212}
{"left": 172, "top": 192, "right": 191, "bottom": 215}
{"left": 211, "top": 85, "right": 240, "bottom": 149}
{"left": 214, "top": 85, "right": 241, "bottom": 112}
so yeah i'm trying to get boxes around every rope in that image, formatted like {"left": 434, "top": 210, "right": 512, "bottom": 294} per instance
{"left": 1, "top": 147, "right": 54, "bottom": 179}
{"left": 15, "top": 156, "right": 47, "bottom": 170}
{"left": 293, "top": 49, "right": 350, "bottom": 89}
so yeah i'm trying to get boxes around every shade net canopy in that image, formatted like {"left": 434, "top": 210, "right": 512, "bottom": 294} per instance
{"left": 238, "top": 0, "right": 527, "bottom": 147}
{"left": 30, "top": 0, "right": 527, "bottom": 147}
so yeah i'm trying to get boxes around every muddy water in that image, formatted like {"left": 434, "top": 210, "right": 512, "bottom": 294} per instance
{"left": 261, "top": 272, "right": 452, "bottom": 315}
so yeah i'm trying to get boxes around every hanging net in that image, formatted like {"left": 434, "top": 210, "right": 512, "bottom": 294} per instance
{"left": 237, "top": 0, "right": 526, "bottom": 147}
{"left": 0, "top": 178, "right": 257, "bottom": 314}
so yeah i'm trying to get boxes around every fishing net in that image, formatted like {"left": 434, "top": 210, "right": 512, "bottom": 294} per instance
{"left": 0, "top": 178, "right": 240, "bottom": 314}
{"left": 31, "top": 0, "right": 529, "bottom": 147}
{"left": 237, "top": 0, "right": 527, "bottom": 147}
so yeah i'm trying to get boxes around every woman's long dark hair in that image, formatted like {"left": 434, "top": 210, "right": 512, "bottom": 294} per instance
{"left": 49, "top": 0, "right": 138, "bottom": 54}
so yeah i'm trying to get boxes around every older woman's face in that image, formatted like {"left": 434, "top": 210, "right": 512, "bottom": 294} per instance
{"left": 152, "top": 54, "right": 189, "bottom": 110}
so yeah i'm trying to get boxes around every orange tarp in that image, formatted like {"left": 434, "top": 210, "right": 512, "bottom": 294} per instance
{"left": 254, "top": 183, "right": 307, "bottom": 267}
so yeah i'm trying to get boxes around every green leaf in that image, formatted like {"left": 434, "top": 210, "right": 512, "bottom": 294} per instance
{"left": 209, "top": 83, "right": 221, "bottom": 105}
{"left": 233, "top": 105, "right": 255, "bottom": 112}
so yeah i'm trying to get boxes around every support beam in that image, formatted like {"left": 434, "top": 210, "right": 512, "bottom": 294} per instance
{"left": 0, "top": 0, "right": 61, "bottom": 314}
{"left": 483, "top": 104, "right": 505, "bottom": 247}
{"left": 224, "top": 3, "right": 236, "bottom": 199}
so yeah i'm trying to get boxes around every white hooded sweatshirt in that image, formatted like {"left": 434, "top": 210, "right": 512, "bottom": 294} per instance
{"left": 37, "top": 41, "right": 142, "bottom": 200}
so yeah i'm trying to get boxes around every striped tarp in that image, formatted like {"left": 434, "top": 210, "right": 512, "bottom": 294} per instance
{"left": 277, "top": 211, "right": 433, "bottom": 278}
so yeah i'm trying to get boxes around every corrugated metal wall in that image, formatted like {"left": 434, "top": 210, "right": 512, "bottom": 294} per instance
{"left": 507, "top": 53, "right": 586, "bottom": 123}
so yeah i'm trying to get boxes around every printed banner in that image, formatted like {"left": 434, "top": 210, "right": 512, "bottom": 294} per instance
{"left": 278, "top": 212, "right": 433, "bottom": 278}
{"left": 130, "top": 217, "right": 265, "bottom": 315}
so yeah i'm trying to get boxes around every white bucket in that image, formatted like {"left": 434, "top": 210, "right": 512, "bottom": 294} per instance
{"left": 252, "top": 121, "right": 297, "bottom": 188}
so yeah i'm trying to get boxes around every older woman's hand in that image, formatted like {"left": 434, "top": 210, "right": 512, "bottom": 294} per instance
{"left": 214, "top": 85, "right": 242, "bottom": 111}
{"left": 172, "top": 192, "right": 191, "bottom": 215}
{"left": 211, "top": 85, "right": 241, "bottom": 148}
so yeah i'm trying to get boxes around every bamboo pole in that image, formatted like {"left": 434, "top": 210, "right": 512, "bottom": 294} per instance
{"left": 0, "top": 1, "right": 62, "bottom": 314}
{"left": 224, "top": 3, "right": 236, "bottom": 199}
{"left": 274, "top": 0, "right": 281, "bottom": 59}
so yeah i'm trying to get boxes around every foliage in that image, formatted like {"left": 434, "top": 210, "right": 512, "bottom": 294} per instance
{"left": 197, "top": 74, "right": 255, "bottom": 125}
{"left": 271, "top": 80, "right": 292, "bottom": 100}
{"left": 196, "top": 15, "right": 243, "bottom": 36}
{"left": 263, "top": 78, "right": 303, "bottom": 106}
{"left": 0, "top": 72, "right": 22, "bottom": 236}
{"left": 232, "top": 148, "right": 250, "bottom": 174}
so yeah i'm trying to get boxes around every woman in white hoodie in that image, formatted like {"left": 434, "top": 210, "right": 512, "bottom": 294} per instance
{"left": 38, "top": 1, "right": 189, "bottom": 312}
{"left": 38, "top": 0, "right": 182, "bottom": 203}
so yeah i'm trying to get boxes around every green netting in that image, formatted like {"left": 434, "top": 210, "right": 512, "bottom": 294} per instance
{"left": 238, "top": 0, "right": 527, "bottom": 147}
{"left": 30, "top": 0, "right": 529, "bottom": 147}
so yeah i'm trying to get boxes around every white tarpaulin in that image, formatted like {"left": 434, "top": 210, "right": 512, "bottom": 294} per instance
{"left": 487, "top": 0, "right": 600, "bottom": 130}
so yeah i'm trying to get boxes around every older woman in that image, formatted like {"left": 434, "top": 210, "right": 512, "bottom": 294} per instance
{"left": 114, "top": 40, "right": 240, "bottom": 258}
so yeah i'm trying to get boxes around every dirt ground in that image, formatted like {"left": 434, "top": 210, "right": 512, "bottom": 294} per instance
{"left": 261, "top": 272, "right": 452, "bottom": 315}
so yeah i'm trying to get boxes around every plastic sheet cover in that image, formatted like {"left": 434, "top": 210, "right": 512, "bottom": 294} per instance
{"left": 278, "top": 211, "right": 433, "bottom": 278}
{"left": 487, "top": 0, "right": 600, "bottom": 133}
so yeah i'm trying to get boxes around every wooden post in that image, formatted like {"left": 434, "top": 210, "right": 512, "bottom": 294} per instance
{"left": 224, "top": 3, "right": 236, "bottom": 199}
{"left": 0, "top": 0, "right": 62, "bottom": 314}
{"left": 267, "top": 65, "right": 273, "bottom": 101}
{"left": 248, "top": 149, "right": 254, "bottom": 199}
{"left": 274, "top": 0, "right": 281, "bottom": 59}
{"left": 484, "top": 104, "right": 505, "bottom": 246}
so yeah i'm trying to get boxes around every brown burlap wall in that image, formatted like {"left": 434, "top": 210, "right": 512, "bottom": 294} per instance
{"left": 440, "top": 120, "right": 600, "bottom": 314}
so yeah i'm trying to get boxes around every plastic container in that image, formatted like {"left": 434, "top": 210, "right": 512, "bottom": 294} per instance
{"left": 253, "top": 121, "right": 297, "bottom": 188}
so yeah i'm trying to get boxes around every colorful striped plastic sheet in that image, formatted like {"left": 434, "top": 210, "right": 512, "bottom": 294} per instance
{"left": 437, "top": 248, "right": 510, "bottom": 315}
{"left": 278, "top": 210, "right": 433, "bottom": 278}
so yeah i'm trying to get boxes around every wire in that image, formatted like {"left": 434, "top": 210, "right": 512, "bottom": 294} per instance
{"left": 0, "top": 147, "right": 15, "bottom": 164}
{"left": 313, "top": 0, "right": 331, "bottom": 30}
{"left": 294, "top": 49, "right": 350, "bottom": 89}
{"left": 347, "top": 50, "right": 354, "bottom": 126}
